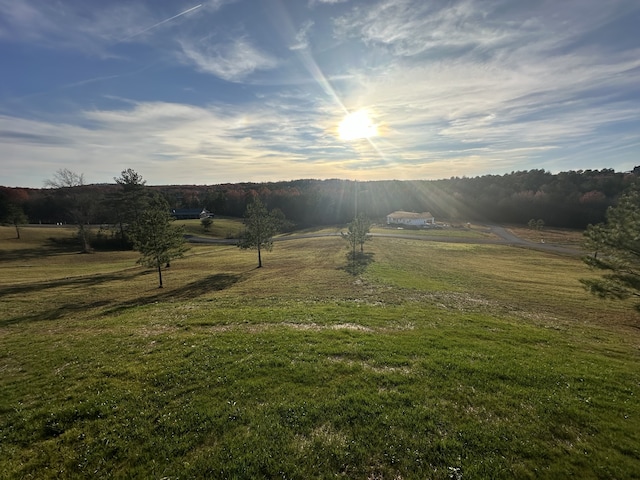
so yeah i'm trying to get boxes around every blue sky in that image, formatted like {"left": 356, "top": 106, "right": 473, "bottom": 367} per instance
{"left": 1, "top": 0, "right": 639, "bottom": 187}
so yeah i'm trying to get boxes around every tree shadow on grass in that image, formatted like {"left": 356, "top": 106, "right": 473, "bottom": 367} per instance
{"left": 339, "top": 252, "right": 375, "bottom": 276}
{"left": 0, "top": 299, "right": 116, "bottom": 327}
{"left": 0, "top": 272, "right": 245, "bottom": 326}
{"left": 0, "top": 269, "right": 148, "bottom": 298}
{"left": 0, "top": 238, "right": 82, "bottom": 262}
{"left": 0, "top": 269, "right": 149, "bottom": 327}
{"left": 101, "top": 273, "right": 245, "bottom": 316}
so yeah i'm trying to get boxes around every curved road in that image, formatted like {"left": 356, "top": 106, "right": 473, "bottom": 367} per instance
{"left": 487, "top": 225, "right": 581, "bottom": 256}
{"left": 186, "top": 226, "right": 582, "bottom": 257}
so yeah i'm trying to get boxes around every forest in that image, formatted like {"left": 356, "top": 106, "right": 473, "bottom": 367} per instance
{"left": 1, "top": 167, "right": 638, "bottom": 230}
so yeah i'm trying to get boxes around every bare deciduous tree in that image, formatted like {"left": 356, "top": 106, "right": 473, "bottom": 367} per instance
{"left": 44, "top": 168, "right": 93, "bottom": 253}
{"left": 238, "top": 198, "right": 285, "bottom": 268}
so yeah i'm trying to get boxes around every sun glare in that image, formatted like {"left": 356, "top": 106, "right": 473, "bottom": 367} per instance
{"left": 338, "top": 109, "right": 378, "bottom": 141}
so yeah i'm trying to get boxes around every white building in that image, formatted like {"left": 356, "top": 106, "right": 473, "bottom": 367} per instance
{"left": 386, "top": 211, "right": 435, "bottom": 226}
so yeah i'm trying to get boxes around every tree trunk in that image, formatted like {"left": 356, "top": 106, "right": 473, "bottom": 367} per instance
{"left": 118, "top": 221, "right": 126, "bottom": 248}
{"left": 78, "top": 225, "right": 91, "bottom": 253}
{"left": 257, "top": 245, "right": 262, "bottom": 268}
{"left": 157, "top": 259, "right": 163, "bottom": 288}
{"left": 14, "top": 224, "right": 20, "bottom": 239}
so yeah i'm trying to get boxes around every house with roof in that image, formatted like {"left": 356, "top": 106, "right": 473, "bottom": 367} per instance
{"left": 386, "top": 211, "right": 435, "bottom": 227}
{"left": 170, "top": 208, "right": 212, "bottom": 220}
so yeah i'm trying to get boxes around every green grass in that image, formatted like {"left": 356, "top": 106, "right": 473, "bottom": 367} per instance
{"left": 178, "top": 217, "right": 245, "bottom": 239}
{"left": 0, "top": 227, "right": 639, "bottom": 479}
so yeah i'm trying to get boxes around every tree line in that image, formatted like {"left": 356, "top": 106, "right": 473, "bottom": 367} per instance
{"left": 3, "top": 167, "right": 640, "bottom": 312}
{"left": 2, "top": 168, "right": 638, "bottom": 231}
{"left": 0, "top": 169, "right": 291, "bottom": 285}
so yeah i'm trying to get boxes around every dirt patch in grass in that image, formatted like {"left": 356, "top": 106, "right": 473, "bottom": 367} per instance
{"left": 201, "top": 322, "right": 376, "bottom": 334}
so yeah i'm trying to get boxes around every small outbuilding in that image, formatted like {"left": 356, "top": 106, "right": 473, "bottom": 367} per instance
{"left": 386, "top": 211, "right": 435, "bottom": 226}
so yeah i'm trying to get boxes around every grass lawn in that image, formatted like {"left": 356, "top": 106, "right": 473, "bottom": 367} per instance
{"left": 0, "top": 226, "right": 638, "bottom": 479}
{"left": 179, "top": 217, "right": 245, "bottom": 239}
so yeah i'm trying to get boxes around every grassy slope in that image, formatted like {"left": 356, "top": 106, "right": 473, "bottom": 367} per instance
{"left": 0, "top": 226, "right": 638, "bottom": 479}
{"left": 179, "top": 217, "right": 245, "bottom": 239}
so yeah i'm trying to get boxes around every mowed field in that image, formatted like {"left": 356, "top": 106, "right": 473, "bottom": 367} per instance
{"left": 0, "top": 225, "right": 638, "bottom": 479}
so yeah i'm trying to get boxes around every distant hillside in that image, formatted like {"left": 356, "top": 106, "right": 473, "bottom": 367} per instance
{"left": 2, "top": 168, "right": 638, "bottom": 229}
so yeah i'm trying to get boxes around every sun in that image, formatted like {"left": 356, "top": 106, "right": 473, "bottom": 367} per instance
{"left": 338, "top": 109, "right": 378, "bottom": 141}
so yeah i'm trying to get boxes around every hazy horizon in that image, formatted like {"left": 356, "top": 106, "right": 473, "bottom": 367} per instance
{"left": 4, "top": 165, "right": 637, "bottom": 191}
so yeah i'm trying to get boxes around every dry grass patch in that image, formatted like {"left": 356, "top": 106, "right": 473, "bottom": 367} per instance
{"left": 508, "top": 225, "right": 585, "bottom": 246}
{"left": 366, "top": 237, "right": 637, "bottom": 329}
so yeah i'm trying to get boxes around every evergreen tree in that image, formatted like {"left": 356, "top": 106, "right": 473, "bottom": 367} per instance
{"left": 581, "top": 186, "right": 640, "bottom": 310}
{"left": 112, "top": 169, "right": 149, "bottom": 247}
{"left": 130, "top": 195, "right": 189, "bottom": 288}
{"left": 201, "top": 216, "right": 213, "bottom": 232}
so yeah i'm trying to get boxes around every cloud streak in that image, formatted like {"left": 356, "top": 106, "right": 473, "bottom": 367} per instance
{"left": 119, "top": 4, "right": 203, "bottom": 42}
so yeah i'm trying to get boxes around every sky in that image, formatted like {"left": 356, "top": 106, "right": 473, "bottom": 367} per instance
{"left": 1, "top": 0, "right": 639, "bottom": 188}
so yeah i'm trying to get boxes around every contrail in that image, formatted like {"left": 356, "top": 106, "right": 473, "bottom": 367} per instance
{"left": 121, "top": 4, "right": 203, "bottom": 41}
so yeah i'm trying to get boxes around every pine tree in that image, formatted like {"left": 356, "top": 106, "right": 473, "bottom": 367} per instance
{"left": 581, "top": 186, "right": 640, "bottom": 310}
{"left": 130, "top": 195, "right": 189, "bottom": 288}
{"left": 112, "top": 169, "right": 149, "bottom": 247}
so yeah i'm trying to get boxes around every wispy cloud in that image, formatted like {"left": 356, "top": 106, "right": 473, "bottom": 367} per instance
{"left": 325, "top": 0, "right": 640, "bottom": 173}
{"left": 0, "top": 94, "right": 343, "bottom": 185}
{"left": 334, "top": 0, "right": 516, "bottom": 57}
{"left": 0, "top": 0, "right": 210, "bottom": 56}
{"left": 290, "top": 20, "right": 315, "bottom": 51}
{"left": 333, "top": 0, "right": 638, "bottom": 58}
{"left": 0, "top": 0, "right": 148, "bottom": 53}
{"left": 309, "top": 0, "right": 350, "bottom": 6}
{"left": 178, "top": 36, "right": 279, "bottom": 81}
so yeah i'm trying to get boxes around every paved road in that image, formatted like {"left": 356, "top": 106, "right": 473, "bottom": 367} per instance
{"left": 186, "top": 226, "right": 582, "bottom": 257}
{"left": 487, "top": 225, "right": 581, "bottom": 256}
